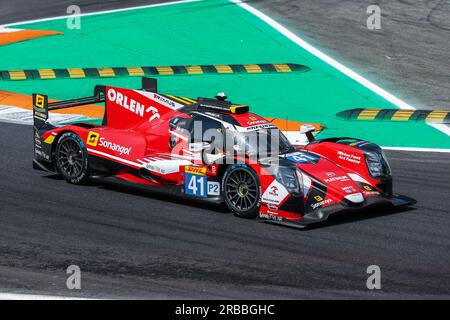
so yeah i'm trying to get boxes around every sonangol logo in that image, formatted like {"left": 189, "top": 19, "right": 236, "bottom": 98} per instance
{"left": 314, "top": 195, "right": 323, "bottom": 202}
{"left": 86, "top": 131, "right": 132, "bottom": 156}
{"left": 86, "top": 131, "right": 100, "bottom": 147}
{"left": 35, "top": 94, "right": 45, "bottom": 109}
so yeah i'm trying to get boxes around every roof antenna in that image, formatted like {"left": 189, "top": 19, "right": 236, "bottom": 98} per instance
{"left": 215, "top": 92, "right": 227, "bottom": 101}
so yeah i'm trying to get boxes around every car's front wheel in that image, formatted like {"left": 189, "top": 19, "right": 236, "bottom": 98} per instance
{"left": 55, "top": 132, "right": 90, "bottom": 184}
{"left": 222, "top": 166, "right": 261, "bottom": 218}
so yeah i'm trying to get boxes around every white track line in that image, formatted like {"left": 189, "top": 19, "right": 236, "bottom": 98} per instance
{"left": 381, "top": 146, "right": 450, "bottom": 153}
{"left": 230, "top": 0, "right": 450, "bottom": 140}
{"left": 428, "top": 123, "right": 450, "bottom": 136}
{"left": 0, "top": 293, "right": 89, "bottom": 300}
{"left": 0, "top": 0, "right": 201, "bottom": 28}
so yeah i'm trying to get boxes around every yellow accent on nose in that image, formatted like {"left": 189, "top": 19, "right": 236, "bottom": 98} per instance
{"left": 230, "top": 105, "right": 248, "bottom": 113}
{"left": 44, "top": 135, "right": 56, "bottom": 144}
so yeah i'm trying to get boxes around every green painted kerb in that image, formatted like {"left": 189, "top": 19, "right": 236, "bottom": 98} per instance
{"left": 0, "top": 0, "right": 448, "bottom": 148}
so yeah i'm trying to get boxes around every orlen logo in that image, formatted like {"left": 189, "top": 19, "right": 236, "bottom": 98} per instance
{"left": 107, "top": 88, "right": 160, "bottom": 122}
{"left": 269, "top": 186, "right": 279, "bottom": 196}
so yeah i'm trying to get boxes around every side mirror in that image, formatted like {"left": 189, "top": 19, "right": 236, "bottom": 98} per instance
{"left": 300, "top": 124, "right": 315, "bottom": 143}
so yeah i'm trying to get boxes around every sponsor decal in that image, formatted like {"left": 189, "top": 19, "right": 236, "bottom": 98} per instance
{"left": 337, "top": 151, "right": 361, "bottom": 164}
{"left": 185, "top": 166, "right": 207, "bottom": 175}
{"left": 207, "top": 181, "right": 220, "bottom": 196}
{"left": 269, "top": 186, "right": 279, "bottom": 196}
{"left": 364, "top": 191, "right": 380, "bottom": 196}
{"left": 86, "top": 131, "right": 100, "bottom": 147}
{"left": 362, "top": 185, "right": 379, "bottom": 196}
{"left": 107, "top": 88, "right": 160, "bottom": 122}
{"left": 342, "top": 185, "right": 358, "bottom": 194}
{"left": 262, "top": 180, "right": 289, "bottom": 205}
{"left": 241, "top": 123, "right": 276, "bottom": 132}
{"left": 99, "top": 138, "right": 132, "bottom": 156}
{"left": 35, "top": 95, "right": 45, "bottom": 109}
{"left": 324, "top": 175, "right": 350, "bottom": 183}
{"left": 185, "top": 173, "right": 207, "bottom": 197}
{"left": 246, "top": 116, "right": 268, "bottom": 126}
{"left": 259, "top": 213, "right": 282, "bottom": 221}
{"left": 153, "top": 93, "right": 178, "bottom": 109}
{"left": 87, "top": 132, "right": 132, "bottom": 155}
{"left": 311, "top": 197, "right": 333, "bottom": 210}
{"left": 314, "top": 195, "right": 323, "bottom": 201}
{"left": 286, "top": 152, "right": 320, "bottom": 164}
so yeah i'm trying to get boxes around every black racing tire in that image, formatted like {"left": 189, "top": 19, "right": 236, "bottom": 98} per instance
{"left": 222, "top": 165, "right": 261, "bottom": 219}
{"left": 55, "top": 132, "right": 90, "bottom": 184}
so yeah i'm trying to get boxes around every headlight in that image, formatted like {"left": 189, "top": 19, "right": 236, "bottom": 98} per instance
{"left": 365, "top": 151, "right": 391, "bottom": 178}
{"left": 275, "top": 166, "right": 303, "bottom": 195}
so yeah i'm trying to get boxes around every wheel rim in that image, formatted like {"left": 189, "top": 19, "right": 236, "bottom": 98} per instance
{"left": 58, "top": 139, "right": 84, "bottom": 177}
{"left": 225, "top": 169, "right": 258, "bottom": 211}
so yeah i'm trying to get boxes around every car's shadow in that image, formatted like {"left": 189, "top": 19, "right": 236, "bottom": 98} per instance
{"left": 43, "top": 173, "right": 417, "bottom": 228}
{"left": 282, "top": 205, "right": 416, "bottom": 231}
{"left": 97, "top": 176, "right": 232, "bottom": 213}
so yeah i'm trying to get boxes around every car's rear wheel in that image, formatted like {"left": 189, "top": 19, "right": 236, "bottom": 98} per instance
{"left": 55, "top": 133, "right": 90, "bottom": 184}
{"left": 223, "top": 166, "right": 260, "bottom": 218}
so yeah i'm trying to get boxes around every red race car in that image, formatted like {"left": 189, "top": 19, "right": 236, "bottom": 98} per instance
{"left": 32, "top": 78, "right": 415, "bottom": 228}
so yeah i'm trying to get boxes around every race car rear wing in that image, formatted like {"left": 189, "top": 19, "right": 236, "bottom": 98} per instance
{"left": 32, "top": 85, "right": 106, "bottom": 130}
{"left": 32, "top": 77, "right": 158, "bottom": 130}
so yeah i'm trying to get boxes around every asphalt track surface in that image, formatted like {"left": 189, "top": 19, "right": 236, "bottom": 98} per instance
{"left": 0, "top": 0, "right": 450, "bottom": 299}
